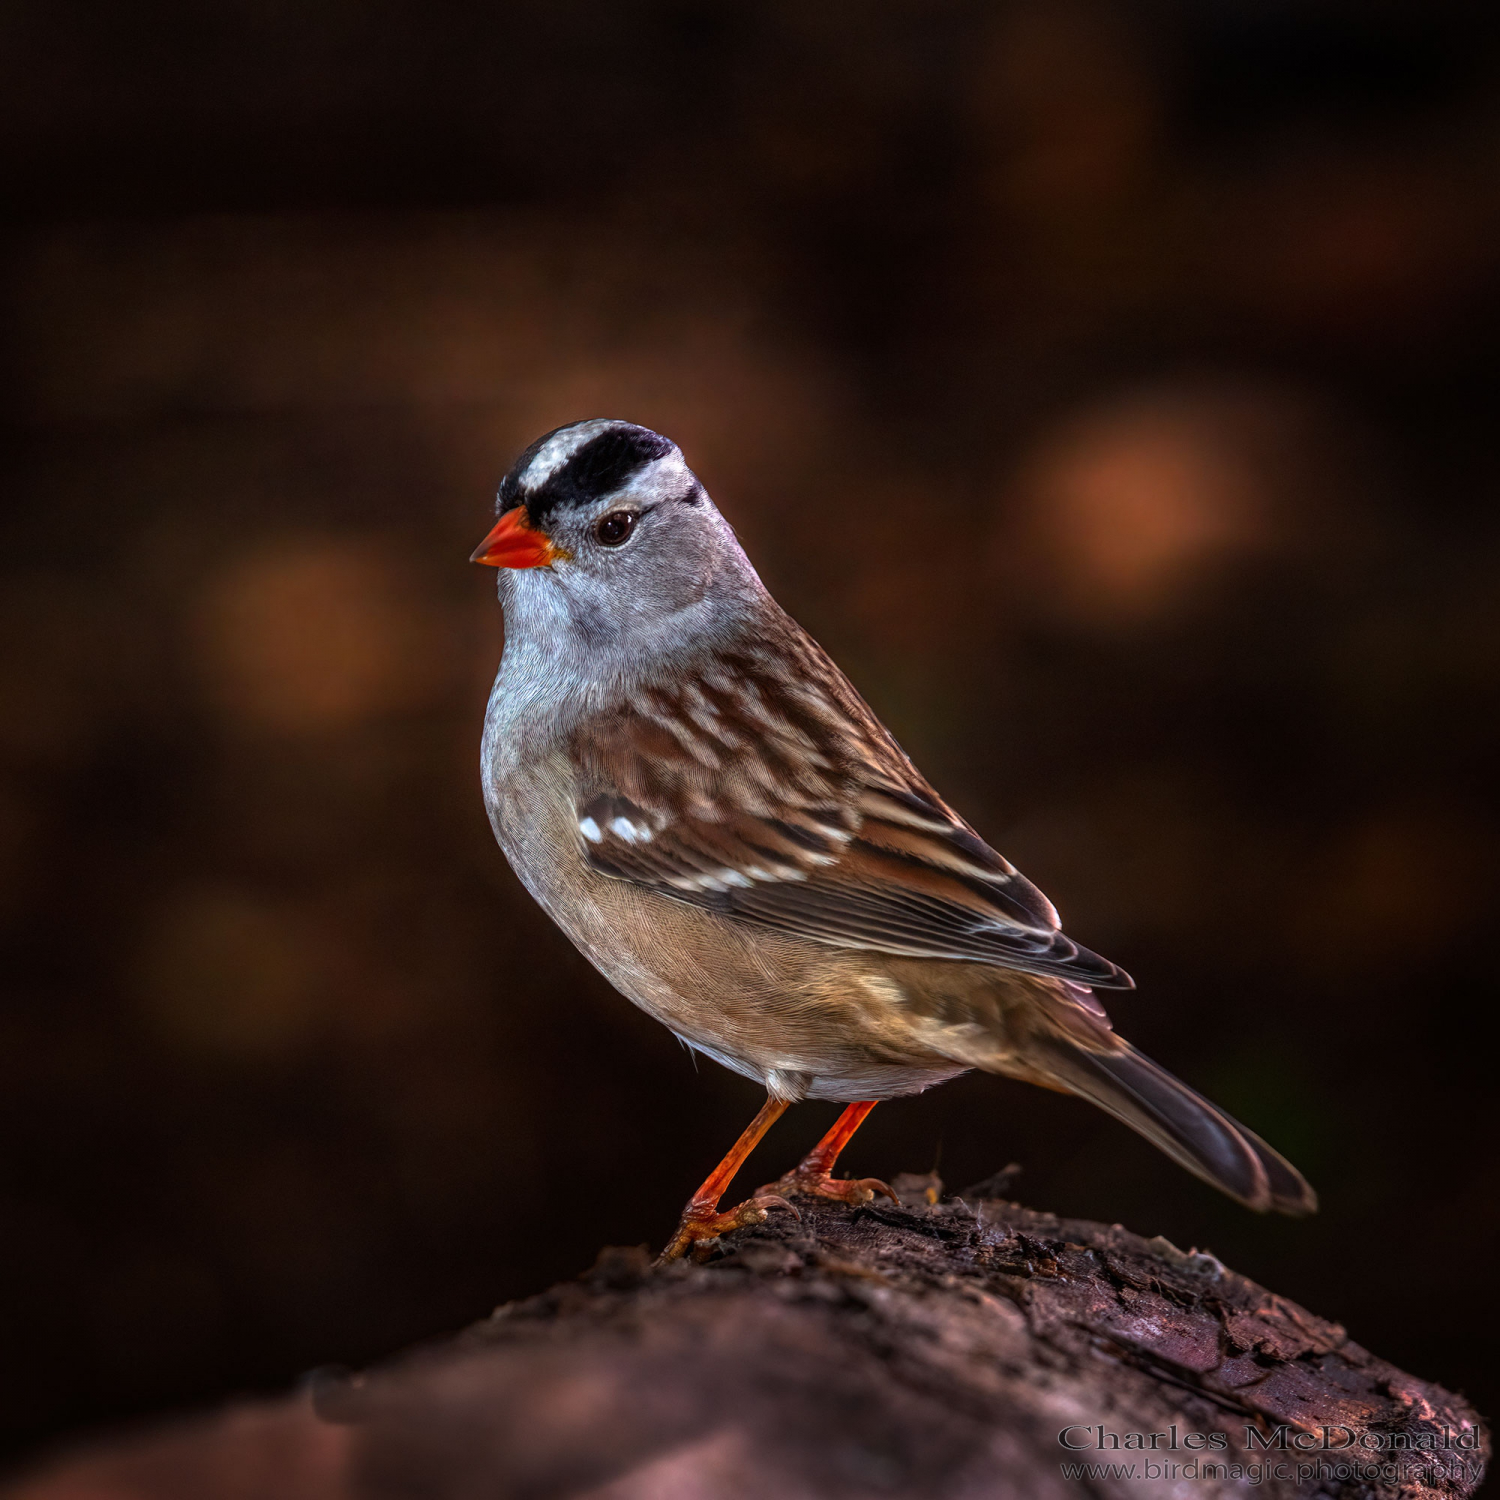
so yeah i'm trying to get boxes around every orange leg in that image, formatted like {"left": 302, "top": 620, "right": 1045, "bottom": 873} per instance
{"left": 658, "top": 1095, "right": 799, "bottom": 1263}
{"left": 760, "top": 1100, "right": 897, "bottom": 1206}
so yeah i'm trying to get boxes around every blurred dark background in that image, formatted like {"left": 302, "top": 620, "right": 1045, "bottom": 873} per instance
{"left": 2, "top": 0, "right": 1497, "bottom": 1476}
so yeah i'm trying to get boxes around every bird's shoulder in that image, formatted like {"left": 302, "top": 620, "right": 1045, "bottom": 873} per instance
{"left": 563, "top": 613, "right": 1131, "bottom": 989}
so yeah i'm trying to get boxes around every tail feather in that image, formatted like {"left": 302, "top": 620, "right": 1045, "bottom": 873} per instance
{"left": 1032, "top": 1036, "right": 1317, "bottom": 1215}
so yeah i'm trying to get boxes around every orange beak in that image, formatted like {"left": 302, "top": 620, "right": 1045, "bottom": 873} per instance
{"left": 470, "top": 507, "right": 562, "bottom": 569}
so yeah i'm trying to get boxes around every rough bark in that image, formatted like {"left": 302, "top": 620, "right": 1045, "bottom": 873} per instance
{"left": 4, "top": 1175, "right": 1487, "bottom": 1500}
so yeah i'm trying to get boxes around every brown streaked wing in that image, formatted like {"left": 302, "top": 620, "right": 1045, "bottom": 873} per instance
{"left": 568, "top": 640, "right": 1133, "bottom": 990}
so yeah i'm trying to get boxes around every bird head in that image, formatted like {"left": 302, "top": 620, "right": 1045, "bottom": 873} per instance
{"left": 472, "top": 420, "right": 759, "bottom": 656}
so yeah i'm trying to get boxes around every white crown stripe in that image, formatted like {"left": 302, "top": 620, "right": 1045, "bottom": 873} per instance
{"left": 519, "top": 419, "right": 621, "bottom": 491}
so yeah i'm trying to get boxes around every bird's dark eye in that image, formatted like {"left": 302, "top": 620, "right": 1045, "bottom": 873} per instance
{"left": 593, "top": 511, "right": 637, "bottom": 547}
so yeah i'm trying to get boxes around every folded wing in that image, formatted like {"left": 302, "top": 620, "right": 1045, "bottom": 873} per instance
{"left": 569, "top": 633, "right": 1132, "bottom": 990}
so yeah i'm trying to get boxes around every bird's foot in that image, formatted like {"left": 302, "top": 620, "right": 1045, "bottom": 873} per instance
{"left": 760, "top": 1164, "right": 898, "bottom": 1207}
{"left": 656, "top": 1192, "right": 799, "bottom": 1264}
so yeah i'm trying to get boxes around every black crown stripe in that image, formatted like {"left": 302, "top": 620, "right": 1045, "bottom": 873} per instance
{"left": 496, "top": 423, "right": 674, "bottom": 528}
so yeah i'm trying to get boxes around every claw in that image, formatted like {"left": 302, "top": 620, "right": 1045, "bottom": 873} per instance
{"left": 758, "top": 1192, "right": 802, "bottom": 1222}
{"left": 656, "top": 1192, "right": 800, "bottom": 1265}
{"left": 761, "top": 1168, "right": 899, "bottom": 1207}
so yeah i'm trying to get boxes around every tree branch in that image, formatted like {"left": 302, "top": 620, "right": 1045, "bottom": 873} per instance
{"left": 7, "top": 1176, "right": 1488, "bottom": 1500}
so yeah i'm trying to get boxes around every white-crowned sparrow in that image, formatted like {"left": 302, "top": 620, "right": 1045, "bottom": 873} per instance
{"left": 473, "top": 419, "right": 1316, "bottom": 1261}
